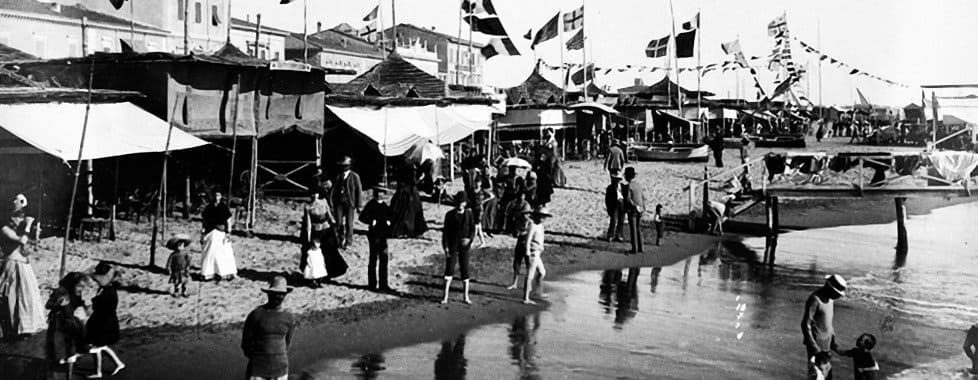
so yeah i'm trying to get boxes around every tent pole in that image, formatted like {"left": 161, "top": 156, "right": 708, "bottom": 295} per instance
{"left": 456, "top": 0, "right": 463, "bottom": 84}
{"left": 228, "top": 73, "right": 240, "bottom": 198}
{"left": 59, "top": 59, "right": 96, "bottom": 279}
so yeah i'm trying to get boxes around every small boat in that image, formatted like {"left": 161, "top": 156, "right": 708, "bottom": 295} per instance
{"left": 631, "top": 143, "right": 710, "bottom": 162}
{"left": 746, "top": 133, "right": 807, "bottom": 148}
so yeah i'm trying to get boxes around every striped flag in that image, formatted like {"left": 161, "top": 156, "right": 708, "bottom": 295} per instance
{"left": 566, "top": 29, "right": 584, "bottom": 50}
{"left": 767, "top": 12, "right": 787, "bottom": 36}
{"left": 645, "top": 35, "right": 669, "bottom": 58}
{"left": 563, "top": 6, "right": 584, "bottom": 32}
{"left": 462, "top": 0, "right": 498, "bottom": 15}
{"left": 482, "top": 38, "right": 520, "bottom": 58}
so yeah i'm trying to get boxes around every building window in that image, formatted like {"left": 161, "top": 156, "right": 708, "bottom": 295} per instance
{"left": 178, "top": 0, "right": 185, "bottom": 21}
{"left": 211, "top": 5, "right": 219, "bottom": 26}
{"left": 274, "top": 52, "right": 280, "bottom": 60}
{"left": 195, "top": 2, "right": 202, "bottom": 23}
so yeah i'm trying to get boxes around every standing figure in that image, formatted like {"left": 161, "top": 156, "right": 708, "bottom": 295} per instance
{"left": 521, "top": 207, "right": 552, "bottom": 304}
{"left": 834, "top": 333, "right": 879, "bottom": 380}
{"left": 0, "top": 193, "right": 45, "bottom": 340}
{"left": 471, "top": 179, "right": 494, "bottom": 248}
{"left": 302, "top": 188, "right": 346, "bottom": 280}
{"left": 604, "top": 171, "right": 625, "bottom": 242}
{"left": 241, "top": 276, "right": 298, "bottom": 380}
{"left": 543, "top": 128, "right": 559, "bottom": 157}
{"left": 45, "top": 272, "right": 93, "bottom": 371}
{"left": 389, "top": 165, "right": 428, "bottom": 238}
{"left": 299, "top": 239, "right": 327, "bottom": 288}
{"left": 165, "top": 234, "right": 192, "bottom": 297}
{"left": 359, "top": 187, "right": 392, "bottom": 291}
{"left": 623, "top": 167, "right": 646, "bottom": 254}
{"left": 802, "top": 275, "right": 847, "bottom": 380}
{"left": 330, "top": 156, "right": 362, "bottom": 249}
{"left": 87, "top": 262, "right": 126, "bottom": 378}
{"left": 533, "top": 151, "right": 555, "bottom": 207}
{"left": 200, "top": 192, "right": 237, "bottom": 281}
{"left": 653, "top": 204, "right": 665, "bottom": 246}
{"left": 964, "top": 323, "right": 978, "bottom": 374}
{"left": 440, "top": 192, "right": 474, "bottom": 305}
{"left": 604, "top": 139, "right": 626, "bottom": 174}
{"left": 709, "top": 133, "right": 725, "bottom": 168}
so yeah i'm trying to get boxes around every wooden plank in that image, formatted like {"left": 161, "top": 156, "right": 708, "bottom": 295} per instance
{"left": 767, "top": 187, "right": 975, "bottom": 199}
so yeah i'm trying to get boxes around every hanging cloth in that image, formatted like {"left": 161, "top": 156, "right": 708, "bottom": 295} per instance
{"left": 893, "top": 155, "right": 923, "bottom": 176}
{"left": 929, "top": 151, "right": 978, "bottom": 183}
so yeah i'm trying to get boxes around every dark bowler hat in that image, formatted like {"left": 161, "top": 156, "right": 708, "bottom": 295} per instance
{"left": 262, "top": 275, "right": 294, "bottom": 294}
{"left": 623, "top": 167, "right": 637, "bottom": 177}
{"left": 453, "top": 191, "right": 468, "bottom": 205}
{"left": 337, "top": 156, "right": 353, "bottom": 168}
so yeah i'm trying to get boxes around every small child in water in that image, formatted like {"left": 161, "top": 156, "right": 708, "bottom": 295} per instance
{"left": 653, "top": 204, "right": 664, "bottom": 246}
{"left": 164, "top": 234, "right": 192, "bottom": 297}
{"left": 835, "top": 333, "right": 879, "bottom": 380}
{"left": 809, "top": 351, "right": 833, "bottom": 380}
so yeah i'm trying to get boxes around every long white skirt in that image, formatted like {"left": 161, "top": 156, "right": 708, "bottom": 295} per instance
{"left": 302, "top": 248, "right": 328, "bottom": 280}
{"left": 200, "top": 230, "right": 237, "bottom": 278}
{"left": 0, "top": 255, "right": 45, "bottom": 337}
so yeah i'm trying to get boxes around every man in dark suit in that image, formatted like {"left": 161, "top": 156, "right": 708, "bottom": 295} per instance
{"left": 441, "top": 192, "right": 475, "bottom": 305}
{"left": 604, "top": 170, "right": 625, "bottom": 242}
{"left": 330, "top": 156, "right": 362, "bottom": 249}
{"left": 623, "top": 167, "right": 646, "bottom": 253}
{"left": 358, "top": 187, "right": 391, "bottom": 291}
{"left": 604, "top": 139, "right": 627, "bottom": 174}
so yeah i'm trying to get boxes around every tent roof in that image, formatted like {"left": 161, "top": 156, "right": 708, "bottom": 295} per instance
{"left": 326, "top": 104, "right": 492, "bottom": 156}
{"left": 943, "top": 114, "right": 973, "bottom": 125}
{"left": 0, "top": 101, "right": 206, "bottom": 160}
{"left": 337, "top": 52, "right": 452, "bottom": 98}
{"left": 635, "top": 77, "right": 714, "bottom": 98}
{"left": 0, "top": 42, "right": 36, "bottom": 62}
{"left": 324, "top": 94, "right": 495, "bottom": 107}
{"left": 0, "top": 87, "right": 142, "bottom": 104}
{"left": 504, "top": 69, "right": 563, "bottom": 105}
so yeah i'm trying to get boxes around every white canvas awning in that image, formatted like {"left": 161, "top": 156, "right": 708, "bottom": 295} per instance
{"left": 327, "top": 104, "right": 492, "bottom": 156}
{"left": 497, "top": 108, "right": 577, "bottom": 130}
{"left": 0, "top": 102, "right": 208, "bottom": 160}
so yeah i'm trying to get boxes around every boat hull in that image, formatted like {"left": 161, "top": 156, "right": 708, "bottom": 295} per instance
{"left": 747, "top": 134, "right": 807, "bottom": 148}
{"left": 631, "top": 144, "right": 710, "bottom": 162}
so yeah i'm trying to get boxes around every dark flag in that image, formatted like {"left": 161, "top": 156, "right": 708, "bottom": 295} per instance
{"left": 563, "top": 6, "right": 584, "bottom": 31}
{"left": 363, "top": 5, "right": 379, "bottom": 22}
{"left": 482, "top": 38, "right": 520, "bottom": 58}
{"left": 532, "top": 13, "right": 560, "bottom": 48}
{"left": 463, "top": 0, "right": 498, "bottom": 15}
{"left": 523, "top": 29, "right": 532, "bottom": 40}
{"left": 280, "top": 0, "right": 295, "bottom": 3}
{"left": 571, "top": 63, "right": 594, "bottom": 85}
{"left": 645, "top": 35, "right": 669, "bottom": 58}
{"left": 109, "top": 0, "right": 125, "bottom": 10}
{"left": 682, "top": 12, "right": 699, "bottom": 31}
{"left": 675, "top": 29, "right": 696, "bottom": 58}
{"left": 464, "top": 15, "right": 508, "bottom": 36}
{"left": 849, "top": 69, "right": 860, "bottom": 75}
{"left": 566, "top": 29, "right": 584, "bottom": 50}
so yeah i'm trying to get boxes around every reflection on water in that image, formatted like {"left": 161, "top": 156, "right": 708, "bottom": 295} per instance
{"left": 508, "top": 315, "right": 541, "bottom": 380}
{"left": 434, "top": 335, "right": 467, "bottom": 380}
{"left": 298, "top": 202, "right": 976, "bottom": 379}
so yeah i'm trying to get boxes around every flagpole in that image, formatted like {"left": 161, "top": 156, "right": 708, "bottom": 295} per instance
{"left": 468, "top": 11, "right": 474, "bottom": 85}
{"left": 391, "top": 0, "right": 398, "bottom": 53}
{"left": 558, "top": 10, "right": 566, "bottom": 104}
{"left": 456, "top": 0, "right": 463, "bottom": 84}
{"left": 378, "top": 0, "right": 386, "bottom": 56}
{"left": 817, "top": 18, "right": 823, "bottom": 120}
{"left": 696, "top": 8, "right": 702, "bottom": 140}
{"left": 226, "top": 0, "right": 232, "bottom": 44}
{"left": 668, "top": 0, "right": 681, "bottom": 121}
{"left": 129, "top": 0, "right": 135, "bottom": 46}
{"left": 581, "top": 1, "right": 588, "bottom": 100}
{"left": 303, "top": 0, "right": 308, "bottom": 62}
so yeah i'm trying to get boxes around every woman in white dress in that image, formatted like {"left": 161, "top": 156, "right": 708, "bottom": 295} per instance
{"left": 199, "top": 192, "right": 237, "bottom": 281}
{"left": 0, "top": 194, "right": 45, "bottom": 340}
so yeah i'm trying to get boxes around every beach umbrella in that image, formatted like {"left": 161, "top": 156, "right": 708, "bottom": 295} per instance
{"left": 404, "top": 140, "right": 444, "bottom": 165}
{"left": 503, "top": 157, "right": 531, "bottom": 169}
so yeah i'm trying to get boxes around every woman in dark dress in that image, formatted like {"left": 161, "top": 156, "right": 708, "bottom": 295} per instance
{"left": 533, "top": 150, "right": 556, "bottom": 207}
{"left": 46, "top": 272, "right": 92, "bottom": 371}
{"left": 389, "top": 165, "right": 428, "bottom": 238}
{"left": 302, "top": 187, "right": 347, "bottom": 280}
{"left": 87, "top": 261, "right": 125, "bottom": 377}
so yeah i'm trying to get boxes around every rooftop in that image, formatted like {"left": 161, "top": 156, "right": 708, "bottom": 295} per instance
{"left": 0, "top": 41, "right": 36, "bottom": 62}
{"left": 0, "top": 0, "right": 168, "bottom": 33}
{"left": 231, "top": 17, "right": 294, "bottom": 36}
{"left": 385, "top": 23, "right": 486, "bottom": 48}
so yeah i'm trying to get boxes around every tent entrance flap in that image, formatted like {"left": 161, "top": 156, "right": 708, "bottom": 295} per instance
{"left": 0, "top": 102, "right": 207, "bottom": 160}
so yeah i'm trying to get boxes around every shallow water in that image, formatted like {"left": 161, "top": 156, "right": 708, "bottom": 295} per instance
{"left": 296, "top": 202, "right": 977, "bottom": 379}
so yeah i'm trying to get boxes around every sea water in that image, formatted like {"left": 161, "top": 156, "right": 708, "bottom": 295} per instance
{"left": 297, "top": 201, "right": 977, "bottom": 379}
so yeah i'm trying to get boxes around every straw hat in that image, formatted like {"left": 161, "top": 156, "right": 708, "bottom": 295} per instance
{"left": 165, "top": 234, "right": 192, "bottom": 250}
{"left": 261, "top": 275, "right": 293, "bottom": 294}
{"left": 824, "top": 274, "right": 847, "bottom": 297}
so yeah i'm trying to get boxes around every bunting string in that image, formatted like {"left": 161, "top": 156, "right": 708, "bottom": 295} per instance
{"left": 793, "top": 37, "right": 912, "bottom": 88}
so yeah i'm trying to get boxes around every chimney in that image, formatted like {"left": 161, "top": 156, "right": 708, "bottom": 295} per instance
{"left": 634, "top": 78, "right": 644, "bottom": 86}
{"left": 246, "top": 14, "right": 250, "bottom": 22}
{"left": 50, "top": 3, "right": 61, "bottom": 12}
{"left": 317, "top": 22, "right": 322, "bottom": 32}
{"left": 431, "top": 26, "right": 436, "bottom": 31}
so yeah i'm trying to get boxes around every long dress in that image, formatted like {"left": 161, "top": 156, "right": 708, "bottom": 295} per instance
{"left": 303, "top": 200, "right": 347, "bottom": 279}
{"left": 200, "top": 203, "right": 238, "bottom": 278}
{"left": 389, "top": 168, "right": 428, "bottom": 238}
{"left": 86, "top": 284, "right": 120, "bottom": 347}
{"left": 45, "top": 288, "right": 85, "bottom": 363}
{"left": 0, "top": 215, "right": 45, "bottom": 339}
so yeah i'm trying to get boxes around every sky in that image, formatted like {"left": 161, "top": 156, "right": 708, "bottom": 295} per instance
{"left": 234, "top": 0, "right": 978, "bottom": 108}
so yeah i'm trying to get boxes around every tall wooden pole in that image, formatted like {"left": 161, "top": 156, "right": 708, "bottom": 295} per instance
{"left": 81, "top": 16, "right": 88, "bottom": 55}
{"left": 581, "top": 1, "right": 588, "bottom": 100}
{"left": 183, "top": 0, "right": 189, "bottom": 54}
{"left": 931, "top": 91, "right": 939, "bottom": 145}
{"left": 668, "top": 0, "right": 682, "bottom": 121}
{"left": 59, "top": 60, "right": 96, "bottom": 279}
{"left": 226, "top": 0, "right": 232, "bottom": 44}
{"left": 254, "top": 14, "right": 261, "bottom": 58}
{"left": 456, "top": 0, "right": 463, "bottom": 84}
{"left": 696, "top": 9, "right": 702, "bottom": 141}
{"left": 302, "top": 0, "right": 308, "bottom": 62}
{"left": 391, "top": 0, "right": 397, "bottom": 52}
{"left": 228, "top": 74, "right": 240, "bottom": 196}
{"left": 467, "top": 4, "right": 474, "bottom": 85}
{"left": 558, "top": 11, "right": 566, "bottom": 104}
{"left": 129, "top": 0, "right": 135, "bottom": 45}
{"left": 817, "top": 19, "right": 823, "bottom": 121}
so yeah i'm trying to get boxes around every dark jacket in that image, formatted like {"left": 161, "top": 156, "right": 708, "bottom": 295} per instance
{"left": 624, "top": 180, "right": 646, "bottom": 214}
{"left": 330, "top": 171, "right": 363, "bottom": 208}
{"left": 605, "top": 145, "right": 626, "bottom": 171}
{"left": 202, "top": 202, "right": 232, "bottom": 233}
{"left": 605, "top": 181, "right": 624, "bottom": 214}
{"left": 358, "top": 199, "right": 391, "bottom": 242}
{"left": 241, "top": 306, "right": 298, "bottom": 378}
{"left": 442, "top": 208, "right": 475, "bottom": 251}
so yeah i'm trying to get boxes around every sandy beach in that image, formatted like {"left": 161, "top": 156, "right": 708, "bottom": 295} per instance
{"left": 0, "top": 137, "right": 971, "bottom": 379}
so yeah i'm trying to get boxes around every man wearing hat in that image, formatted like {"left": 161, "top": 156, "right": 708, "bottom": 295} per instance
{"left": 623, "top": 167, "right": 646, "bottom": 253}
{"left": 801, "top": 274, "right": 847, "bottom": 379}
{"left": 241, "top": 276, "right": 298, "bottom": 380}
{"left": 604, "top": 139, "right": 627, "bottom": 175}
{"left": 604, "top": 169, "right": 626, "bottom": 242}
{"left": 358, "top": 186, "right": 392, "bottom": 291}
{"left": 441, "top": 192, "right": 475, "bottom": 304}
{"left": 330, "top": 156, "right": 363, "bottom": 249}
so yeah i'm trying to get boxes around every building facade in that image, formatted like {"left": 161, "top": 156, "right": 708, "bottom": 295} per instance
{"left": 0, "top": 0, "right": 170, "bottom": 58}
{"left": 382, "top": 24, "right": 485, "bottom": 87}
{"left": 230, "top": 17, "right": 287, "bottom": 61}
{"left": 75, "top": 0, "right": 230, "bottom": 53}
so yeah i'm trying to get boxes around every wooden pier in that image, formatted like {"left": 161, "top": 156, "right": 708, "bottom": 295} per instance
{"left": 688, "top": 151, "right": 978, "bottom": 266}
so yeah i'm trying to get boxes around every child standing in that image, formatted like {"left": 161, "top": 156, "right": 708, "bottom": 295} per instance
{"left": 359, "top": 187, "right": 392, "bottom": 291}
{"left": 300, "top": 239, "right": 328, "bottom": 288}
{"left": 809, "top": 351, "right": 833, "bottom": 380}
{"left": 653, "top": 204, "right": 664, "bottom": 246}
{"left": 521, "top": 207, "right": 552, "bottom": 304}
{"left": 834, "top": 333, "right": 879, "bottom": 380}
{"left": 164, "top": 235, "right": 192, "bottom": 297}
